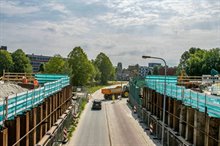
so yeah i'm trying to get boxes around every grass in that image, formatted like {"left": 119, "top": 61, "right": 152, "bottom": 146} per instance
{"left": 108, "top": 81, "right": 128, "bottom": 85}
{"left": 67, "top": 98, "right": 88, "bottom": 139}
{"left": 79, "top": 98, "right": 87, "bottom": 113}
{"left": 87, "top": 81, "right": 127, "bottom": 94}
{"left": 87, "top": 85, "right": 106, "bottom": 94}
{"left": 68, "top": 122, "right": 77, "bottom": 139}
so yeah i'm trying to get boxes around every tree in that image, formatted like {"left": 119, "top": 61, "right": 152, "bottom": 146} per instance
{"left": 177, "top": 47, "right": 220, "bottom": 76}
{"left": 201, "top": 48, "right": 220, "bottom": 74}
{"left": 44, "top": 55, "right": 66, "bottom": 74}
{"left": 94, "top": 52, "right": 115, "bottom": 84}
{"left": 152, "top": 65, "right": 161, "bottom": 75}
{"left": 62, "top": 61, "right": 72, "bottom": 76}
{"left": 0, "top": 50, "right": 13, "bottom": 75}
{"left": 12, "top": 49, "right": 32, "bottom": 73}
{"left": 185, "top": 49, "right": 206, "bottom": 76}
{"left": 177, "top": 47, "right": 201, "bottom": 75}
{"left": 68, "top": 47, "right": 95, "bottom": 86}
{"left": 92, "top": 60, "right": 101, "bottom": 82}
{"left": 39, "top": 63, "right": 45, "bottom": 72}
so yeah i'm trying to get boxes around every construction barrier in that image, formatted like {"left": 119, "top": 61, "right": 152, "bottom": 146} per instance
{"left": 130, "top": 75, "right": 220, "bottom": 118}
{"left": 0, "top": 74, "right": 70, "bottom": 127}
{"left": 145, "top": 76, "right": 220, "bottom": 118}
{"left": 63, "top": 128, "right": 67, "bottom": 140}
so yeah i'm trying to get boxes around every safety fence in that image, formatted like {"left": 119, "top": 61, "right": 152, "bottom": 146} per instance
{"left": 145, "top": 75, "right": 220, "bottom": 118}
{"left": 0, "top": 74, "right": 70, "bottom": 127}
{"left": 130, "top": 75, "right": 220, "bottom": 118}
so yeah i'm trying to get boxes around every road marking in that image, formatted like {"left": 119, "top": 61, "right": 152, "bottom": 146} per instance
{"left": 105, "top": 104, "right": 112, "bottom": 146}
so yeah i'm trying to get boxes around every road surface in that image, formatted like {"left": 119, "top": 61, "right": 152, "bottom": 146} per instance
{"left": 67, "top": 88, "right": 160, "bottom": 146}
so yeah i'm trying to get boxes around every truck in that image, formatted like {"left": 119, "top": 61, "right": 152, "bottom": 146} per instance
{"left": 101, "top": 85, "right": 129, "bottom": 100}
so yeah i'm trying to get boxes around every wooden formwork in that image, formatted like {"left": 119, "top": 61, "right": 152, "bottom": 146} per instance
{"left": 0, "top": 128, "right": 8, "bottom": 146}
{"left": 0, "top": 85, "right": 72, "bottom": 146}
{"left": 2, "top": 71, "right": 35, "bottom": 82}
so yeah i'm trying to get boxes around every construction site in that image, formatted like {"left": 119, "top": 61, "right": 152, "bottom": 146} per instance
{"left": 0, "top": 72, "right": 74, "bottom": 146}
{"left": 129, "top": 75, "right": 220, "bottom": 146}
{"left": 1, "top": 70, "right": 220, "bottom": 146}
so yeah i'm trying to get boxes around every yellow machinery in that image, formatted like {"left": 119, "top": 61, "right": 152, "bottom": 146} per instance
{"left": 101, "top": 85, "right": 129, "bottom": 100}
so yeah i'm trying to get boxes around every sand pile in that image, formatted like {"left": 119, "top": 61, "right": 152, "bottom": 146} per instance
{"left": 0, "top": 81, "right": 28, "bottom": 99}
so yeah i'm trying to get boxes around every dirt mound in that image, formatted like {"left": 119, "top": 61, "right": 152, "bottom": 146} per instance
{"left": 0, "top": 81, "right": 28, "bottom": 99}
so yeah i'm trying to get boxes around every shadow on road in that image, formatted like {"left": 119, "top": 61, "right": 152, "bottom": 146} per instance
{"left": 126, "top": 102, "right": 162, "bottom": 146}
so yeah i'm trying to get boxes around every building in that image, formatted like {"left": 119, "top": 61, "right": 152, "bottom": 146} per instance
{"left": 27, "top": 54, "right": 51, "bottom": 72}
{"left": 128, "top": 64, "right": 139, "bottom": 78}
{"left": 116, "top": 62, "right": 123, "bottom": 80}
{"left": 0, "top": 46, "right": 7, "bottom": 51}
{"left": 148, "top": 63, "right": 161, "bottom": 68}
{"left": 139, "top": 66, "right": 150, "bottom": 77}
{"left": 116, "top": 63, "right": 141, "bottom": 81}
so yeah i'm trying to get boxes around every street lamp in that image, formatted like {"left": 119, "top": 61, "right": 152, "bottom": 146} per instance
{"left": 142, "top": 55, "right": 167, "bottom": 146}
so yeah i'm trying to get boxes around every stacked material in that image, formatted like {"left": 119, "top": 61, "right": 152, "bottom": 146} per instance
{"left": 0, "top": 81, "right": 28, "bottom": 99}
{"left": 211, "top": 83, "right": 220, "bottom": 96}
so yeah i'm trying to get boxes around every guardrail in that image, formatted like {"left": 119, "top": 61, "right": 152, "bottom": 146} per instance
{"left": 0, "top": 74, "right": 70, "bottom": 127}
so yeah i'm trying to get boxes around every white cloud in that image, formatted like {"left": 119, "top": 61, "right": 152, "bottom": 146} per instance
{"left": 44, "top": 2, "right": 70, "bottom": 14}
{"left": 1, "top": 0, "right": 219, "bottom": 67}
{"left": 0, "top": 1, "right": 39, "bottom": 16}
{"left": 36, "top": 19, "right": 93, "bottom": 36}
{"left": 97, "top": 12, "right": 159, "bottom": 27}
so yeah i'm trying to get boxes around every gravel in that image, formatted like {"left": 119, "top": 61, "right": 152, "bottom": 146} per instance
{"left": 0, "top": 81, "right": 28, "bottom": 100}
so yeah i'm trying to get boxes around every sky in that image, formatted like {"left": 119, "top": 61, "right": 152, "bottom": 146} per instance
{"left": 0, "top": 0, "right": 220, "bottom": 68}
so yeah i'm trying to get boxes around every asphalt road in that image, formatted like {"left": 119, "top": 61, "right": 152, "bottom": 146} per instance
{"left": 67, "top": 89, "right": 159, "bottom": 146}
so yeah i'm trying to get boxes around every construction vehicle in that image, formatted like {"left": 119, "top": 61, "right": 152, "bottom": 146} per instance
{"left": 101, "top": 85, "right": 129, "bottom": 100}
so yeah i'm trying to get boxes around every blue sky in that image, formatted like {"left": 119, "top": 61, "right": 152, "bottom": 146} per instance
{"left": 0, "top": 0, "right": 219, "bottom": 67}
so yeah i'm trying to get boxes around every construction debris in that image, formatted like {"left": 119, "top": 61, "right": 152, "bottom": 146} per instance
{"left": 0, "top": 81, "right": 28, "bottom": 99}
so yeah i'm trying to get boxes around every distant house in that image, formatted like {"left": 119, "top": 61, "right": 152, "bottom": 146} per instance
{"left": 0, "top": 46, "right": 7, "bottom": 51}
{"left": 26, "top": 54, "right": 51, "bottom": 72}
{"left": 139, "top": 66, "right": 150, "bottom": 77}
{"left": 148, "top": 63, "right": 161, "bottom": 68}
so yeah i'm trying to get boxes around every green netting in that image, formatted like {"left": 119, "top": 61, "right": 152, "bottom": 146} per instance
{"left": 129, "top": 75, "right": 220, "bottom": 118}
{"left": 0, "top": 74, "right": 70, "bottom": 126}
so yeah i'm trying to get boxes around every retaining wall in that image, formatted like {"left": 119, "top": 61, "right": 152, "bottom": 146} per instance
{"left": 0, "top": 85, "right": 72, "bottom": 146}
{"left": 130, "top": 87, "right": 220, "bottom": 146}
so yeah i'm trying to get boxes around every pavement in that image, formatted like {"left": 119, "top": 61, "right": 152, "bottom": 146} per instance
{"left": 66, "top": 88, "right": 161, "bottom": 146}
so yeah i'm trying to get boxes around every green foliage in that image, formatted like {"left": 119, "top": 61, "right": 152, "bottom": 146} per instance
{"left": 94, "top": 52, "right": 115, "bottom": 85}
{"left": 91, "top": 60, "right": 101, "bottom": 83}
{"left": 201, "top": 48, "right": 220, "bottom": 74}
{"left": 44, "top": 55, "right": 66, "bottom": 74}
{"left": 177, "top": 48, "right": 220, "bottom": 76}
{"left": 12, "top": 49, "right": 32, "bottom": 73}
{"left": 0, "top": 50, "right": 13, "bottom": 75}
{"left": 87, "top": 85, "right": 106, "bottom": 94}
{"left": 177, "top": 47, "right": 201, "bottom": 75}
{"left": 25, "top": 63, "right": 33, "bottom": 73}
{"left": 152, "top": 65, "right": 161, "bottom": 75}
{"left": 62, "top": 61, "right": 72, "bottom": 76}
{"left": 39, "top": 63, "right": 45, "bottom": 72}
{"left": 79, "top": 98, "right": 87, "bottom": 112}
{"left": 68, "top": 47, "right": 95, "bottom": 86}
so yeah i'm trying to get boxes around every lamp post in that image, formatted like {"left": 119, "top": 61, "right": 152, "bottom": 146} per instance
{"left": 142, "top": 55, "right": 167, "bottom": 145}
